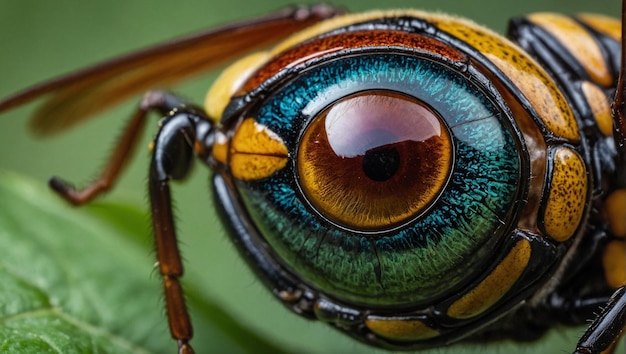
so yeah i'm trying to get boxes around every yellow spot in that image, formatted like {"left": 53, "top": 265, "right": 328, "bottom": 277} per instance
{"left": 430, "top": 15, "right": 579, "bottom": 142}
{"left": 581, "top": 81, "right": 614, "bottom": 137}
{"left": 205, "top": 51, "right": 271, "bottom": 120}
{"left": 230, "top": 118, "right": 288, "bottom": 180}
{"left": 602, "top": 240, "right": 626, "bottom": 288}
{"left": 447, "top": 239, "right": 531, "bottom": 319}
{"left": 211, "top": 131, "right": 229, "bottom": 165}
{"left": 605, "top": 189, "right": 626, "bottom": 238}
{"left": 365, "top": 316, "right": 439, "bottom": 341}
{"left": 528, "top": 13, "right": 612, "bottom": 87}
{"left": 577, "top": 13, "right": 622, "bottom": 43}
{"left": 543, "top": 148, "right": 588, "bottom": 242}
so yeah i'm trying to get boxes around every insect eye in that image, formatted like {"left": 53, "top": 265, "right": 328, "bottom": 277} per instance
{"left": 227, "top": 50, "right": 522, "bottom": 307}
{"left": 297, "top": 90, "right": 452, "bottom": 231}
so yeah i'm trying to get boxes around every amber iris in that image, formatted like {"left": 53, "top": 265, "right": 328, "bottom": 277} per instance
{"left": 297, "top": 91, "right": 452, "bottom": 231}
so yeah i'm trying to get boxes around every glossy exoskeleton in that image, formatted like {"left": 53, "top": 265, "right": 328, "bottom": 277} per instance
{"left": 0, "top": 3, "right": 625, "bottom": 354}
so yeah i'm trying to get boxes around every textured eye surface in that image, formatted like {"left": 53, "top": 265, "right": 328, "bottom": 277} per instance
{"left": 298, "top": 91, "right": 452, "bottom": 230}
{"left": 235, "top": 53, "right": 521, "bottom": 306}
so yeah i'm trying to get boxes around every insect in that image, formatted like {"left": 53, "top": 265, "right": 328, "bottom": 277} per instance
{"left": 1, "top": 1, "right": 625, "bottom": 353}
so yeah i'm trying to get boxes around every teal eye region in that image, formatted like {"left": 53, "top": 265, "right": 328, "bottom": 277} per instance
{"left": 235, "top": 53, "right": 521, "bottom": 306}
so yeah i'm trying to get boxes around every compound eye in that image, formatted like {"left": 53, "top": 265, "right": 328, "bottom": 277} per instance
{"left": 232, "top": 52, "right": 522, "bottom": 306}
{"left": 298, "top": 91, "right": 452, "bottom": 231}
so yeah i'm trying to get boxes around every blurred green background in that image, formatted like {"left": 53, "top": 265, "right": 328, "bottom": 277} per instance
{"left": 0, "top": 1, "right": 622, "bottom": 353}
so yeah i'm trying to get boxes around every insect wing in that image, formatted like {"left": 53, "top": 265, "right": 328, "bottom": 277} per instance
{"left": 0, "top": 5, "right": 341, "bottom": 135}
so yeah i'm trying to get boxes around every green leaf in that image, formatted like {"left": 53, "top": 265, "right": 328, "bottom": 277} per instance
{"left": 0, "top": 172, "right": 166, "bottom": 353}
{"left": 2, "top": 171, "right": 623, "bottom": 354}
{"left": 0, "top": 172, "right": 288, "bottom": 354}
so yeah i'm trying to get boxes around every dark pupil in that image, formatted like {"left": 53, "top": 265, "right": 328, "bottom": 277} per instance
{"left": 362, "top": 146, "right": 400, "bottom": 182}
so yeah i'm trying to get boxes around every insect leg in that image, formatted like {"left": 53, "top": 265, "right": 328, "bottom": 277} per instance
{"left": 50, "top": 90, "right": 203, "bottom": 205}
{"left": 149, "top": 110, "right": 213, "bottom": 354}
{"left": 573, "top": 286, "right": 626, "bottom": 354}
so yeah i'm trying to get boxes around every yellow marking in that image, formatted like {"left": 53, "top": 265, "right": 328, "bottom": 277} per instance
{"left": 429, "top": 14, "right": 579, "bottom": 141}
{"left": 211, "top": 131, "right": 229, "bottom": 165}
{"left": 365, "top": 316, "right": 439, "bottom": 341}
{"left": 528, "top": 13, "right": 612, "bottom": 87}
{"left": 581, "top": 81, "right": 614, "bottom": 137}
{"left": 447, "top": 239, "right": 531, "bottom": 319}
{"left": 602, "top": 240, "right": 626, "bottom": 288}
{"left": 605, "top": 189, "right": 626, "bottom": 238}
{"left": 577, "top": 13, "right": 622, "bottom": 42}
{"left": 230, "top": 118, "right": 288, "bottom": 180}
{"left": 205, "top": 51, "right": 271, "bottom": 120}
{"left": 543, "top": 147, "right": 588, "bottom": 242}
{"left": 230, "top": 154, "right": 287, "bottom": 181}
{"left": 193, "top": 140, "right": 204, "bottom": 155}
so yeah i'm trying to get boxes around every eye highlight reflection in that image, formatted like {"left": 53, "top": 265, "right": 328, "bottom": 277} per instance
{"left": 297, "top": 91, "right": 453, "bottom": 231}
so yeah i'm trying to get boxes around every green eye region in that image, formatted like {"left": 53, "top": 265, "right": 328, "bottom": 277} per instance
{"left": 235, "top": 53, "right": 521, "bottom": 306}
